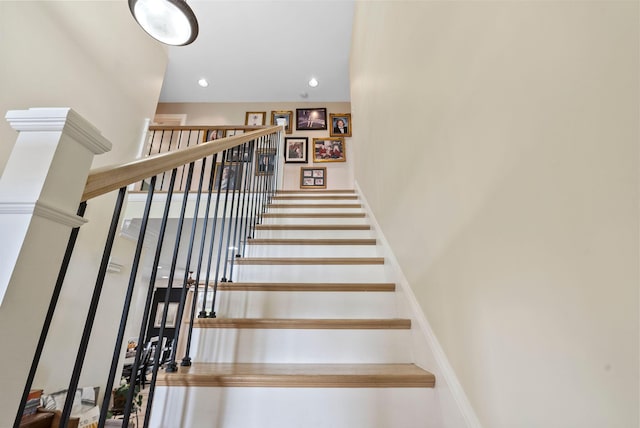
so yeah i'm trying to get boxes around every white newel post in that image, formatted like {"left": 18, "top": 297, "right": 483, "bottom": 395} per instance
{"left": 0, "top": 108, "right": 111, "bottom": 425}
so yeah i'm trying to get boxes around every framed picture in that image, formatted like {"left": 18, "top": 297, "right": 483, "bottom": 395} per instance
{"left": 204, "top": 129, "right": 225, "bottom": 141}
{"left": 271, "top": 110, "right": 293, "bottom": 134}
{"left": 300, "top": 167, "right": 326, "bottom": 189}
{"left": 154, "top": 302, "right": 179, "bottom": 328}
{"left": 245, "top": 112, "right": 266, "bottom": 126}
{"left": 284, "top": 137, "right": 308, "bottom": 164}
{"left": 225, "top": 129, "right": 245, "bottom": 137}
{"left": 214, "top": 163, "right": 244, "bottom": 190}
{"left": 226, "top": 144, "right": 253, "bottom": 163}
{"left": 329, "top": 113, "right": 352, "bottom": 137}
{"left": 256, "top": 150, "right": 276, "bottom": 176}
{"left": 296, "top": 107, "right": 327, "bottom": 130}
{"left": 312, "top": 137, "right": 346, "bottom": 162}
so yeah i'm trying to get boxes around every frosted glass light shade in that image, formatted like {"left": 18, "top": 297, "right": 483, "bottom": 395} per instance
{"left": 129, "top": 0, "right": 199, "bottom": 46}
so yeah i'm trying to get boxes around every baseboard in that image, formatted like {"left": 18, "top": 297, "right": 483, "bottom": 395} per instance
{"left": 355, "top": 182, "right": 483, "bottom": 428}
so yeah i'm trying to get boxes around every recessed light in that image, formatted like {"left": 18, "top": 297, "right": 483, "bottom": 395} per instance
{"left": 308, "top": 78, "right": 319, "bottom": 88}
{"left": 198, "top": 78, "right": 209, "bottom": 88}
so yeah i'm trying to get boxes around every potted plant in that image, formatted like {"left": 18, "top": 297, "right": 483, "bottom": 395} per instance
{"left": 110, "top": 377, "right": 143, "bottom": 415}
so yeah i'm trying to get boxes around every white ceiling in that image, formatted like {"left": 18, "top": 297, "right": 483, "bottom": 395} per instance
{"left": 158, "top": 0, "right": 355, "bottom": 103}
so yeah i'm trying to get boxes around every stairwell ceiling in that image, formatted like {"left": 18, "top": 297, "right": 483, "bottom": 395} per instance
{"left": 158, "top": 0, "right": 355, "bottom": 103}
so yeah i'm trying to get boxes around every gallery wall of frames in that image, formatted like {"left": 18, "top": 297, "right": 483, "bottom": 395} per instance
{"left": 155, "top": 102, "right": 354, "bottom": 190}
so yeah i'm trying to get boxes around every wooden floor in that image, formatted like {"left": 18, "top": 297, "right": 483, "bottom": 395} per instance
{"left": 156, "top": 363, "right": 435, "bottom": 388}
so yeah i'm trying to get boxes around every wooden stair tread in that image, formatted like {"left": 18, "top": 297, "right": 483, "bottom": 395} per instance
{"left": 277, "top": 190, "right": 355, "bottom": 194}
{"left": 193, "top": 318, "right": 411, "bottom": 329}
{"left": 216, "top": 282, "right": 395, "bottom": 292}
{"left": 246, "top": 238, "right": 376, "bottom": 245}
{"left": 268, "top": 203, "right": 362, "bottom": 209}
{"left": 272, "top": 195, "right": 359, "bottom": 200}
{"left": 235, "top": 257, "right": 384, "bottom": 265}
{"left": 157, "top": 363, "right": 435, "bottom": 388}
{"left": 263, "top": 212, "right": 366, "bottom": 218}
{"left": 255, "top": 224, "right": 370, "bottom": 230}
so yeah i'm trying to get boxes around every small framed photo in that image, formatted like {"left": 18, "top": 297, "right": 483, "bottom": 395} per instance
{"left": 284, "top": 137, "right": 308, "bottom": 164}
{"left": 312, "top": 137, "right": 346, "bottom": 162}
{"left": 214, "top": 163, "right": 244, "bottom": 191}
{"left": 271, "top": 110, "right": 293, "bottom": 134}
{"left": 296, "top": 108, "right": 327, "bottom": 130}
{"left": 245, "top": 112, "right": 266, "bottom": 126}
{"left": 225, "top": 145, "right": 252, "bottom": 163}
{"left": 256, "top": 150, "right": 276, "bottom": 176}
{"left": 204, "top": 129, "right": 225, "bottom": 141}
{"left": 329, "top": 113, "right": 352, "bottom": 137}
{"left": 300, "top": 167, "right": 326, "bottom": 189}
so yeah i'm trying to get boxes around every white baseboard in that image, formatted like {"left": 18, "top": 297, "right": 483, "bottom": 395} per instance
{"left": 355, "top": 182, "right": 482, "bottom": 428}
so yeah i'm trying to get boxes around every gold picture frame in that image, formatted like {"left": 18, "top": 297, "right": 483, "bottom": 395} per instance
{"left": 312, "top": 137, "right": 346, "bottom": 162}
{"left": 300, "top": 167, "right": 327, "bottom": 189}
{"left": 245, "top": 111, "right": 266, "bottom": 126}
{"left": 329, "top": 113, "right": 352, "bottom": 137}
{"left": 271, "top": 110, "right": 293, "bottom": 134}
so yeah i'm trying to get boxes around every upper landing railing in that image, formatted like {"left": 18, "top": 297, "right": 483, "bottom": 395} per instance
{"left": 3, "top": 110, "right": 283, "bottom": 428}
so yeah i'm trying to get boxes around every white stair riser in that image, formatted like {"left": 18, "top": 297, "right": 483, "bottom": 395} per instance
{"left": 269, "top": 199, "right": 360, "bottom": 205}
{"left": 244, "top": 244, "right": 380, "bottom": 258}
{"left": 150, "top": 387, "right": 442, "bottom": 428}
{"left": 261, "top": 217, "right": 368, "bottom": 225}
{"left": 205, "top": 291, "right": 397, "bottom": 318}
{"left": 234, "top": 264, "right": 386, "bottom": 283}
{"left": 253, "top": 229, "right": 375, "bottom": 239}
{"left": 191, "top": 329, "right": 413, "bottom": 363}
{"left": 266, "top": 207, "right": 364, "bottom": 214}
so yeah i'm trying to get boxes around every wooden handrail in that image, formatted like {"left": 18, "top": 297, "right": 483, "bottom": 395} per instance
{"left": 82, "top": 126, "right": 281, "bottom": 202}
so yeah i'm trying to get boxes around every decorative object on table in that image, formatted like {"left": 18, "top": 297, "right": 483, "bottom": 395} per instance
{"left": 300, "top": 167, "right": 327, "bottom": 189}
{"left": 329, "top": 113, "right": 352, "bottom": 137}
{"left": 312, "top": 137, "right": 346, "bottom": 162}
{"left": 296, "top": 108, "right": 327, "bottom": 130}
{"left": 245, "top": 111, "right": 266, "bottom": 126}
{"left": 271, "top": 110, "right": 293, "bottom": 134}
{"left": 284, "top": 137, "right": 308, "bottom": 164}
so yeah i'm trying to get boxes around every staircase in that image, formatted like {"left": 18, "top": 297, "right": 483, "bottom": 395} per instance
{"left": 150, "top": 190, "right": 437, "bottom": 428}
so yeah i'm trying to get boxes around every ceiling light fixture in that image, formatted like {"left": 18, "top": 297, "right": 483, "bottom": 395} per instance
{"left": 129, "top": 0, "right": 199, "bottom": 46}
{"left": 308, "top": 78, "right": 319, "bottom": 88}
{"left": 198, "top": 78, "right": 209, "bottom": 88}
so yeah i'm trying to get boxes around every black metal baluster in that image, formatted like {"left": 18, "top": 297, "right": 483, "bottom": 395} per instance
{"left": 238, "top": 140, "right": 256, "bottom": 257}
{"left": 98, "top": 176, "right": 156, "bottom": 427}
{"left": 202, "top": 154, "right": 226, "bottom": 318}
{"left": 59, "top": 187, "right": 127, "bottom": 427}
{"left": 228, "top": 142, "right": 251, "bottom": 280}
{"left": 197, "top": 154, "right": 218, "bottom": 319}
{"left": 220, "top": 154, "right": 241, "bottom": 282}
{"left": 165, "top": 158, "right": 206, "bottom": 373}
{"left": 13, "top": 202, "right": 87, "bottom": 428}
{"left": 121, "top": 169, "right": 178, "bottom": 427}
{"left": 143, "top": 162, "right": 195, "bottom": 428}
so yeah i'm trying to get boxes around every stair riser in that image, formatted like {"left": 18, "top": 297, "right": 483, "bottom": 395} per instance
{"left": 244, "top": 244, "right": 379, "bottom": 258}
{"left": 150, "top": 387, "right": 441, "bottom": 428}
{"left": 234, "top": 264, "right": 386, "bottom": 283}
{"left": 261, "top": 217, "right": 368, "bottom": 225}
{"left": 191, "top": 329, "right": 413, "bottom": 364}
{"left": 266, "top": 207, "right": 364, "bottom": 214}
{"left": 253, "top": 229, "right": 375, "bottom": 239}
{"left": 207, "top": 291, "right": 396, "bottom": 318}
{"left": 269, "top": 199, "right": 360, "bottom": 205}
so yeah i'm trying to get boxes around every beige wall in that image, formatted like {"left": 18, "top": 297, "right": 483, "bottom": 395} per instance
{"left": 0, "top": 0, "right": 167, "bottom": 416}
{"left": 156, "top": 102, "right": 353, "bottom": 190}
{"left": 351, "top": 2, "right": 638, "bottom": 427}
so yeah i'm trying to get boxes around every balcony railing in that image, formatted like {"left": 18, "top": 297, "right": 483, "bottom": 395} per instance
{"left": 3, "top": 111, "right": 283, "bottom": 428}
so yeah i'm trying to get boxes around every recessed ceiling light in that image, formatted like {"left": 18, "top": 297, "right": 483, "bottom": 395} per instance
{"left": 198, "top": 78, "right": 209, "bottom": 88}
{"left": 308, "top": 78, "right": 319, "bottom": 88}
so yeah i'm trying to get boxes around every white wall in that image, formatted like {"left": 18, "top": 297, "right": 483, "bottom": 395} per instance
{"left": 0, "top": 1, "right": 167, "bottom": 420}
{"left": 350, "top": 2, "right": 638, "bottom": 427}
{"left": 156, "top": 102, "right": 353, "bottom": 190}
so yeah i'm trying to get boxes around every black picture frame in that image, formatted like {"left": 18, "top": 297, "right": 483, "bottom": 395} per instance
{"left": 256, "top": 150, "right": 276, "bottom": 176}
{"left": 284, "top": 137, "right": 308, "bottom": 164}
{"left": 296, "top": 108, "right": 327, "bottom": 130}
